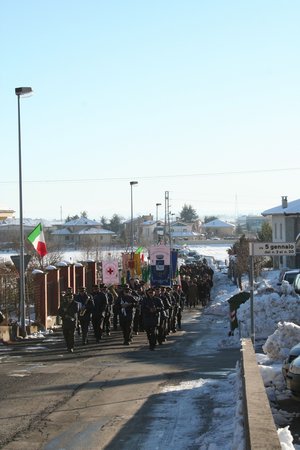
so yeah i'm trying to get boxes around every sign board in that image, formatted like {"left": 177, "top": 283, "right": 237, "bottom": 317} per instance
{"left": 250, "top": 242, "right": 296, "bottom": 256}
{"left": 10, "top": 255, "right": 31, "bottom": 274}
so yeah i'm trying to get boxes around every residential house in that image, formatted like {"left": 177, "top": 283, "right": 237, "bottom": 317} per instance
{"left": 202, "top": 219, "right": 235, "bottom": 237}
{"left": 138, "top": 218, "right": 157, "bottom": 246}
{"left": 51, "top": 217, "right": 116, "bottom": 249}
{"left": 262, "top": 196, "right": 300, "bottom": 268}
{"left": 169, "top": 221, "right": 199, "bottom": 243}
{"left": 123, "top": 214, "right": 154, "bottom": 247}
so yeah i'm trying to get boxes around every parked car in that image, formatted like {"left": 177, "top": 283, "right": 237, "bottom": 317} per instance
{"left": 282, "top": 343, "right": 300, "bottom": 381}
{"left": 187, "top": 251, "right": 197, "bottom": 257}
{"left": 293, "top": 273, "right": 300, "bottom": 294}
{"left": 185, "top": 257, "right": 197, "bottom": 265}
{"left": 278, "top": 269, "right": 300, "bottom": 286}
{"left": 286, "top": 356, "right": 300, "bottom": 397}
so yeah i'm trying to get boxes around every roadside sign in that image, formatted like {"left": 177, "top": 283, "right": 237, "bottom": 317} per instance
{"left": 248, "top": 241, "right": 296, "bottom": 345}
{"left": 249, "top": 242, "right": 296, "bottom": 256}
{"left": 10, "top": 255, "right": 31, "bottom": 274}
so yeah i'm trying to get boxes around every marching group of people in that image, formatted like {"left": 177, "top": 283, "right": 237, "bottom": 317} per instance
{"left": 57, "top": 260, "right": 214, "bottom": 353}
{"left": 180, "top": 259, "right": 214, "bottom": 308}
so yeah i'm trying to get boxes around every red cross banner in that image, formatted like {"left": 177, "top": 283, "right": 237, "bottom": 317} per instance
{"left": 102, "top": 260, "right": 120, "bottom": 285}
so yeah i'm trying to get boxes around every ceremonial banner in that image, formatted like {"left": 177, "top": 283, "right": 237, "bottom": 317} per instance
{"left": 149, "top": 245, "right": 171, "bottom": 286}
{"left": 102, "top": 260, "right": 119, "bottom": 285}
{"left": 171, "top": 250, "right": 178, "bottom": 279}
{"left": 134, "top": 253, "right": 142, "bottom": 275}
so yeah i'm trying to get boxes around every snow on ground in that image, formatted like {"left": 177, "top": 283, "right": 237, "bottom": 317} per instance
{"left": 139, "top": 372, "right": 244, "bottom": 450}
{"left": 176, "top": 244, "right": 300, "bottom": 449}
{"left": 1, "top": 244, "right": 300, "bottom": 448}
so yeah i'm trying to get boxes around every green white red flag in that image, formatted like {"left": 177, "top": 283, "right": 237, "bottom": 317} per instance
{"left": 27, "top": 223, "right": 47, "bottom": 257}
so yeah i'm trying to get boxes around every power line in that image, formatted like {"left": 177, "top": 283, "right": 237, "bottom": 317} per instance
{"left": 1, "top": 167, "right": 299, "bottom": 184}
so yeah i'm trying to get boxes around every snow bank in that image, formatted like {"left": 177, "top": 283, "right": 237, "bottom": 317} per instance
{"left": 262, "top": 322, "right": 300, "bottom": 361}
{"left": 278, "top": 426, "right": 295, "bottom": 450}
{"left": 238, "top": 292, "right": 300, "bottom": 339}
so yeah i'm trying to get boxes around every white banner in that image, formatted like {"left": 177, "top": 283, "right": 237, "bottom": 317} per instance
{"left": 149, "top": 245, "right": 170, "bottom": 266}
{"left": 102, "top": 260, "right": 120, "bottom": 285}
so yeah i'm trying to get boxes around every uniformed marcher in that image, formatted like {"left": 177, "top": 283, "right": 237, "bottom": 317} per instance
{"left": 103, "top": 285, "right": 113, "bottom": 336}
{"left": 132, "top": 285, "right": 144, "bottom": 335}
{"left": 166, "top": 286, "right": 177, "bottom": 333}
{"left": 141, "top": 287, "right": 164, "bottom": 350}
{"left": 76, "top": 287, "right": 94, "bottom": 345}
{"left": 91, "top": 284, "right": 108, "bottom": 343}
{"left": 57, "top": 288, "right": 80, "bottom": 353}
{"left": 159, "top": 286, "right": 172, "bottom": 337}
{"left": 153, "top": 286, "right": 169, "bottom": 344}
{"left": 115, "top": 286, "right": 137, "bottom": 345}
{"left": 172, "top": 284, "right": 183, "bottom": 330}
{"left": 108, "top": 285, "right": 119, "bottom": 331}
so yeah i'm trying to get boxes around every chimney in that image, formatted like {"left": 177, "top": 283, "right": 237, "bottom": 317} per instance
{"left": 282, "top": 196, "right": 288, "bottom": 209}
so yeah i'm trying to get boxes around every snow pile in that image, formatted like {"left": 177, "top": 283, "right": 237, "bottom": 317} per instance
{"left": 262, "top": 322, "right": 300, "bottom": 361}
{"left": 259, "top": 362, "right": 284, "bottom": 386}
{"left": 255, "top": 277, "right": 276, "bottom": 294}
{"left": 278, "top": 426, "right": 295, "bottom": 450}
{"left": 206, "top": 267, "right": 300, "bottom": 448}
{"left": 237, "top": 292, "right": 300, "bottom": 339}
{"left": 204, "top": 297, "right": 232, "bottom": 317}
{"left": 281, "top": 280, "right": 294, "bottom": 296}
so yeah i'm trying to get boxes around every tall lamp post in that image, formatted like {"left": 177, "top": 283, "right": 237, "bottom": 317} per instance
{"left": 130, "top": 181, "right": 138, "bottom": 253}
{"left": 156, "top": 202, "right": 162, "bottom": 222}
{"left": 15, "top": 86, "right": 32, "bottom": 336}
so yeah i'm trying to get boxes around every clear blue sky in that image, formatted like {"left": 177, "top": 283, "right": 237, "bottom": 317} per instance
{"left": 1, "top": 1, "right": 300, "bottom": 221}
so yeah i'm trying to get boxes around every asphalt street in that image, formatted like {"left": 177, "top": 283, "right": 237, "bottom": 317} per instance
{"left": 0, "top": 307, "right": 239, "bottom": 450}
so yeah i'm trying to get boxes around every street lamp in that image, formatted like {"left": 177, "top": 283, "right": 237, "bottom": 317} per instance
{"left": 130, "top": 181, "right": 138, "bottom": 253}
{"left": 156, "top": 203, "right": 162, "bottom": 222}
{"left": 15, "top": 86, "right": 33, "bottom": 336}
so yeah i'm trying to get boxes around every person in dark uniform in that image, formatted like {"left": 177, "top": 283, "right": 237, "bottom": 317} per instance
{"left": 91, "top": 284, "right": 108, "bottom": 343}
{"left": 159, "top": 286, "right": 172, "bottom": 338}
{"left": 115, "top": 286, "right": 137, "bottom": 345}
{"left": 166, "top": 286, "right": 177, "bottom": 333}
{"left": 76, "top": 287, "right": 94, "bottom": 345}
{"left": 172, "top": 284, "right": 183, "bottom": 330}
{"left": 58, "top": 288, "right": 80, "bottom": 353}
{"left": 141, "top": 287, "right": 164, "bottom": 350}
{"left": 108, "top": 285, "right": 119, "bottom": 331}
{"left": 103, "top": 285, "right": 113, "bottom": 336}
{"left": 132, "top": 285, "right": 144, "bottom": 335}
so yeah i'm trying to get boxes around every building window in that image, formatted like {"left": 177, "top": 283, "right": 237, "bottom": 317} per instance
{"left": 280, "top": 223, "right": 283, "bottom": 240}
{"left": 274, "top": 223, "right": 278, "bottom": 239}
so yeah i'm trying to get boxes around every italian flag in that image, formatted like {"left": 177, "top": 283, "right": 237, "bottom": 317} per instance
{"left": 27, "top": 223, "right": 47, "bottom": 257}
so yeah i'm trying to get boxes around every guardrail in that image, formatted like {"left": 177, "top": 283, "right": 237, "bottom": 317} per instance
{"left": 241, "top": 338, "right": 281, "bottom": 449}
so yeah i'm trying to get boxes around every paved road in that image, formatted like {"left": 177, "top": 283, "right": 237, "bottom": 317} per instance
{"left": 0, "top": 307, "right": 239, "bottom": 450}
